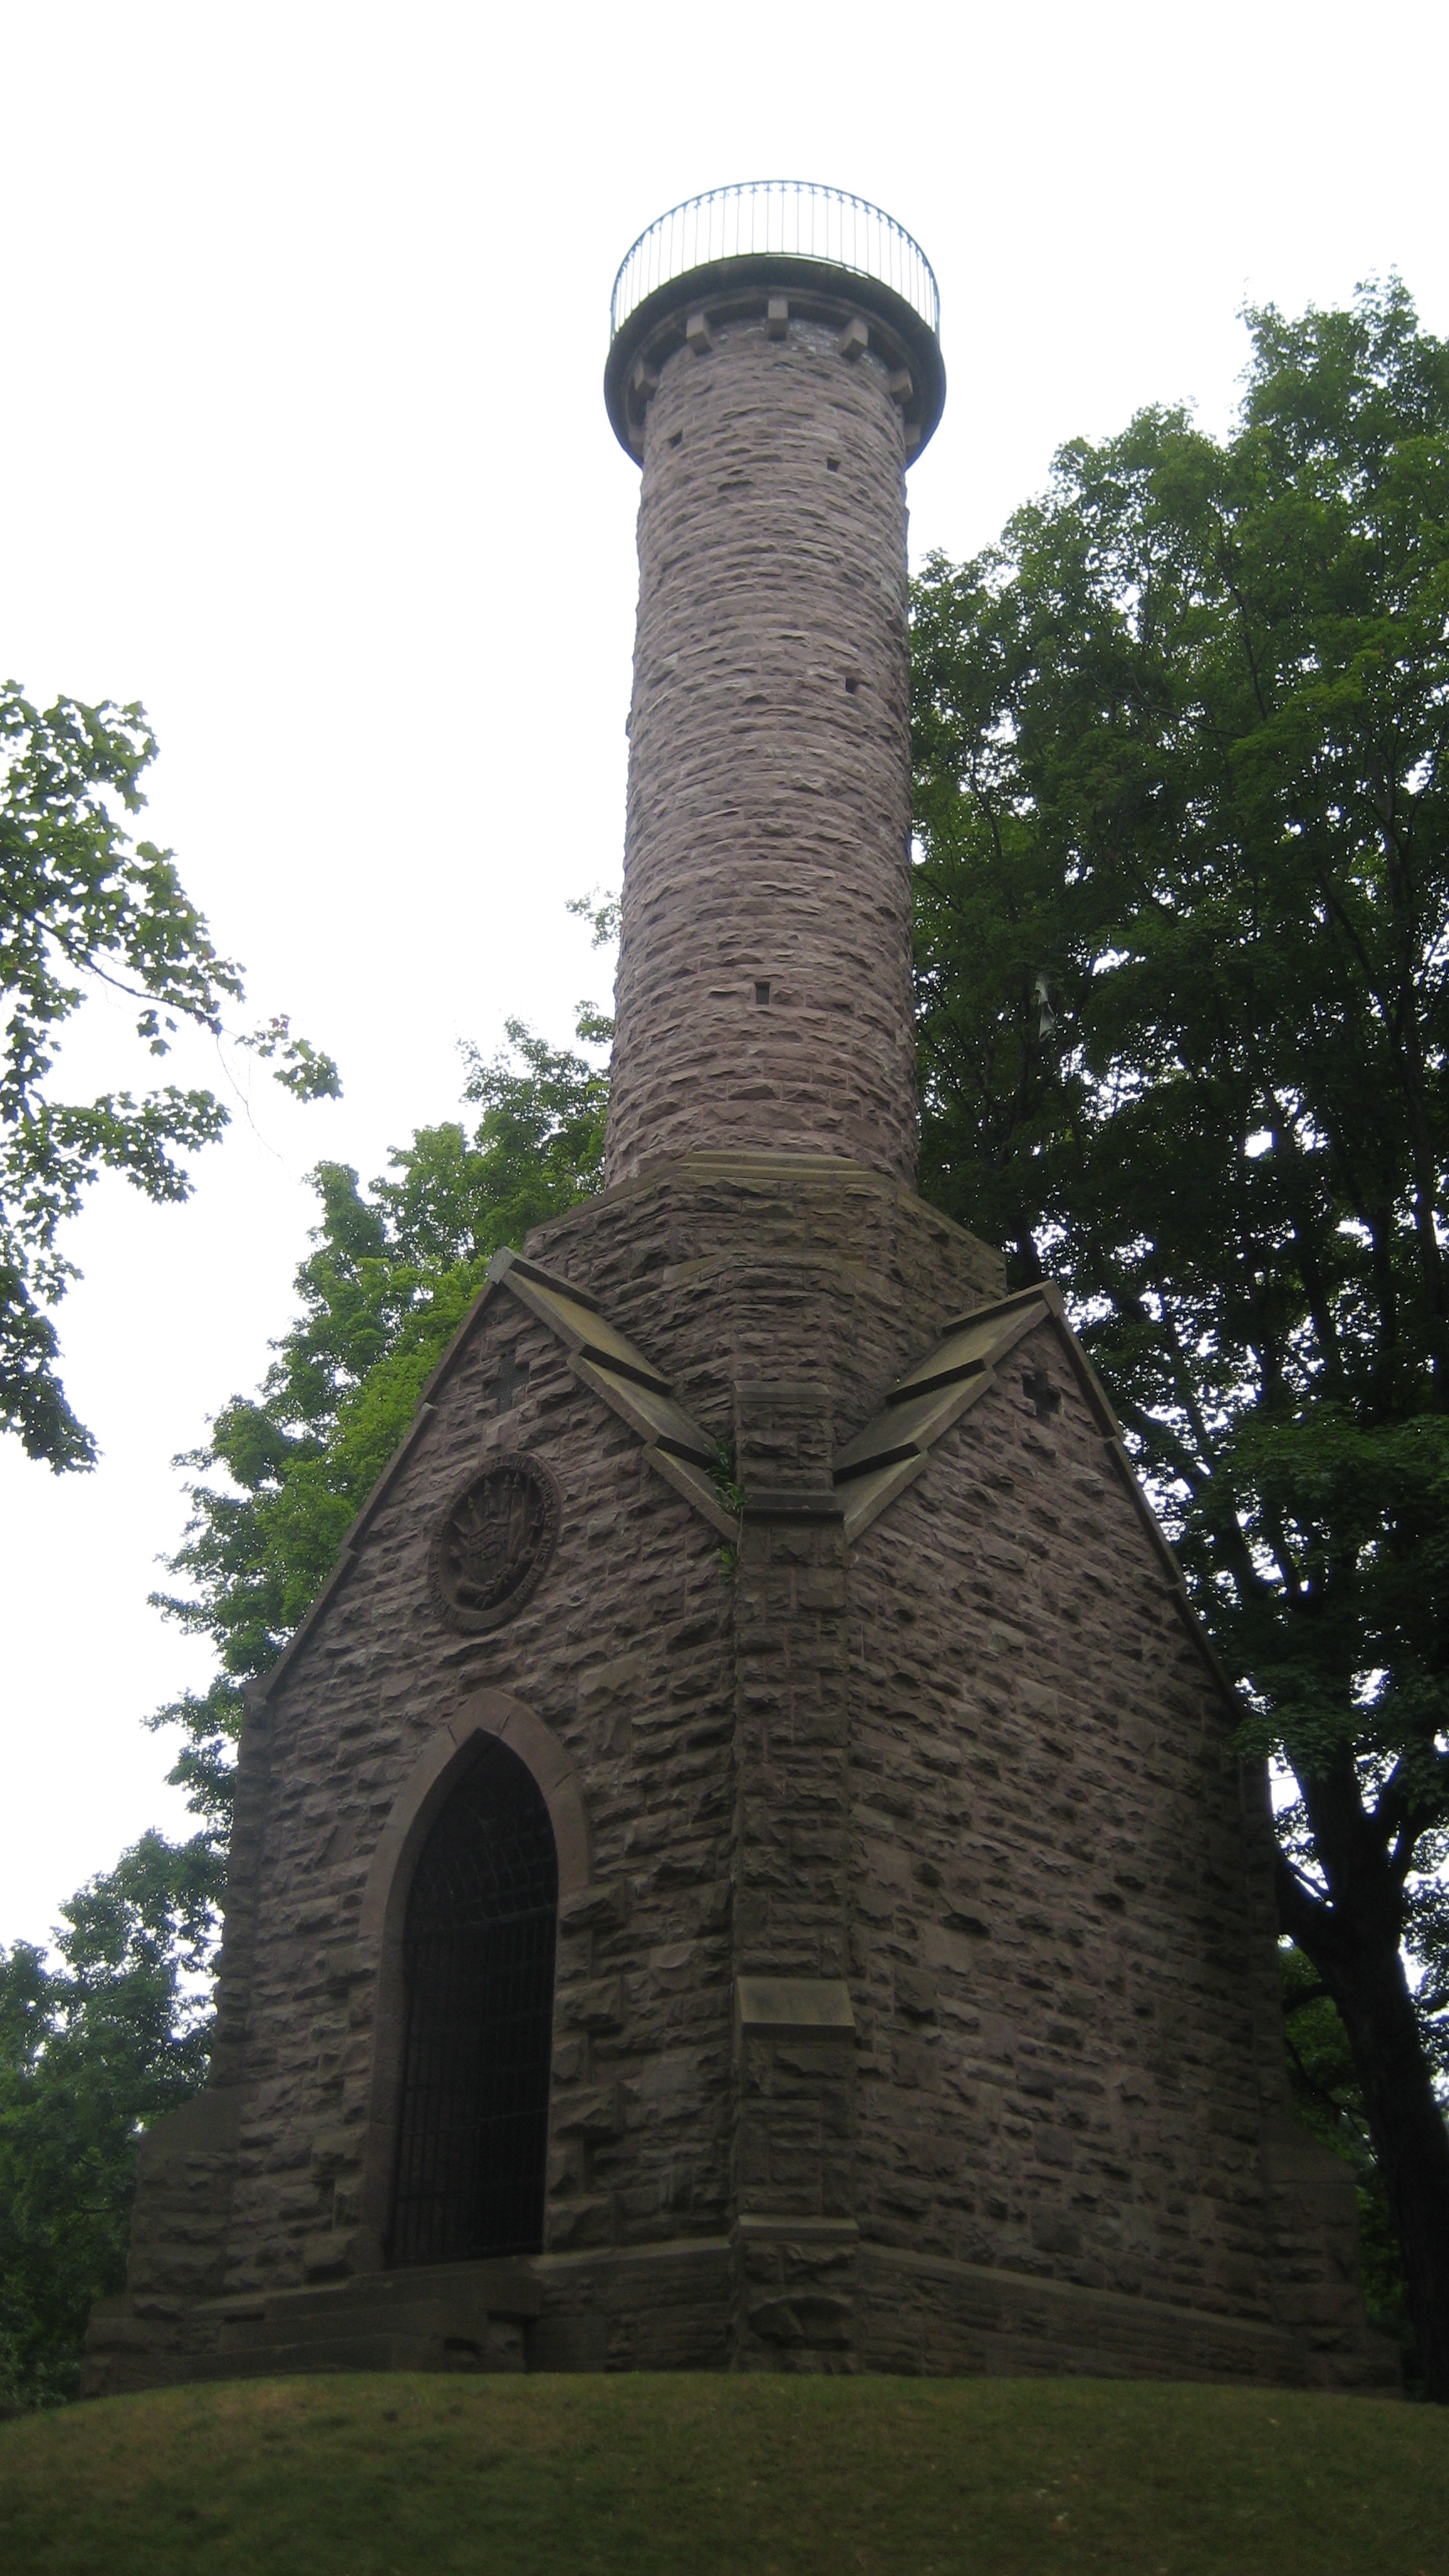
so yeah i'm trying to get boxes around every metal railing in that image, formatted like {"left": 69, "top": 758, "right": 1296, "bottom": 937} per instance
{"left": 610, "top": 181, "right": 939, "bottom": 342}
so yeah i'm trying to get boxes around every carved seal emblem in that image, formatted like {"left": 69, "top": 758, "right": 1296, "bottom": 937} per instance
{"left": 431, "top": 1455, "right": 561, "bottom": 1634}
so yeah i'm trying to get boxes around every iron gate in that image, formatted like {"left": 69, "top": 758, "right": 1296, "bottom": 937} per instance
{"left": 388, "top": 1736, "right": 558, "bottom": 2267}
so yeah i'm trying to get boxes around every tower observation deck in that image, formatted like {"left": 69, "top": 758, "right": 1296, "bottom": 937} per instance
{"left": 600, "top": 183, "right": 945, "bottom": 1190}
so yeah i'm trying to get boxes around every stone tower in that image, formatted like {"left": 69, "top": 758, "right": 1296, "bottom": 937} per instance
{"left": 602, "top": 190, "right": 937, "bottom": 1186}
{"left": 87, "top": 184, "right": 1391, "bottom": 2395}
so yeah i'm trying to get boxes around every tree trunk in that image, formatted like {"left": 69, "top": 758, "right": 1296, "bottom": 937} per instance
{"left": 1287, "top": 1868, "right": 1449, "bottom": 2398}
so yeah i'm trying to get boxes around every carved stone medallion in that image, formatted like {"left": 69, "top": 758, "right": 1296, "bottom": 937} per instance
{"left": 430, "top": 1455, "right": 561, "bottom": 1634}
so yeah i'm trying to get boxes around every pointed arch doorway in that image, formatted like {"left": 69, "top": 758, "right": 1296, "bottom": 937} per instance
{"left": 388, "top": 1733, "right": 558, "bottom": 2267}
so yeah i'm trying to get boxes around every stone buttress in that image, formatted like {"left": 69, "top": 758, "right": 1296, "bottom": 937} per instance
{"left": 86, "top": 188, "right": 1394, "bottom": 2396}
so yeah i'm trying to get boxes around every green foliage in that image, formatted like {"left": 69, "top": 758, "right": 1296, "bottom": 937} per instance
{"left": 566, "top": 885, "right": 622, "bottom": 951}
{"left": 0, "top": 1000, "right": 606, "bottom": 2409}
{"left": 1280, "top": 1944, "right": 1411, "bottom": 2343}
{"left": 911, "top": 273, "right": 1449, "bottom": 1963}
{"left": 0, "top": 1835, "right": 218, "bottom": 2408}
{"left": 911, "top": 278, "right": 1449, "bottom": 2368}
{"left": 712, "top": 1442, "right": 745, "bottom": 1580}
{"left": 150, "top": 1008, "right": 610, "bottom": 1842}
{"left": 0, "top": 682, "right": 339, "bottom": 1472}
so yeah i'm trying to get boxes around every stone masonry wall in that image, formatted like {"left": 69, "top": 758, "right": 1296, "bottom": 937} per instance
{"left": 604, "top": 308, "right": 919, "bottom": 1186}
{"left": 730, "top": 1381, "right": 860, "bottom": 2368}
{"left": 844, "top": 1315, "right": 1306, "bottom": 2360}
{"left": 88, "top": 1178, "right": 1387, "bottom": 2392}
{"left": 529, "top": 1156, "right": 1005, "bottom": 1454}
{"left": 208, "top": 1295, "right": 738, "bottom": 2310}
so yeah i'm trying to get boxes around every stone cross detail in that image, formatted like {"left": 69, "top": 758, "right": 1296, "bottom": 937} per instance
{"left": 495, "top": 1349, "right": 530, "bottom": 1415}
{"left": 1023, "top": 1363, "right": 1061, "bottom": 1420}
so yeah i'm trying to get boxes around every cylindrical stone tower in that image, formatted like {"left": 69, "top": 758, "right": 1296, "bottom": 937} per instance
{"left": 602, "top": 184, "right": 946, "bottom": 1187}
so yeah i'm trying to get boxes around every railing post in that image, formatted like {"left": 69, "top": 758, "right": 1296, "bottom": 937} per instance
{"left": 608, "top": 182, "right": 940, "bottom": 347}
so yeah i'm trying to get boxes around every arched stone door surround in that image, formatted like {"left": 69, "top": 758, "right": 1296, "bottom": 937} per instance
{"left": 353, "top": 1690, "right": 591, "bottom": 2271}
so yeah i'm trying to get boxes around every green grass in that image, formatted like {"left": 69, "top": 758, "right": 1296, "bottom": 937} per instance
{"left": 0, "top": 2373, "right": 1443, "bottom": 2575}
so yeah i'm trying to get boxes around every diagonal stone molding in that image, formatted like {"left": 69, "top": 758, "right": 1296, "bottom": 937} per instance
{"left": 493, "top": 1250, "right": 735, "bottom": 1539}
{"left": 250, "top": 1251, "right": 1227, "bottom": 1713}
{"left": 831, "top": 1284, "right": 1052, "bottom": 1541}
{"left": 834, "top": 1276, "right": 1233, "bottom": 1698}
{"left": 250, "top": 1245, "right": 737, "bottom": 1708}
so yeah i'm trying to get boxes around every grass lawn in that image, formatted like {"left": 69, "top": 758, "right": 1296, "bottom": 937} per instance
{"left": 0, "top": 2371, "right": 1443, "bottom": 2575}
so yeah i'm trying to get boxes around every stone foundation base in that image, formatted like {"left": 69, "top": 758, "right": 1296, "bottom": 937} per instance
{"left": 84, "top": 2242, "right": 734, "bottom": 2395}
{"left": 84, "top": 2236, "right": 1397, "bottom": 2397}
{"left": 855, "top": 2246, "right": 1399, "bottom": 2392}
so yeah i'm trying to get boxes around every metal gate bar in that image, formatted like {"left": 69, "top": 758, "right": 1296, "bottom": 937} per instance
{"left": 389, "top": 1737, "right": 558, "bottom": 2267}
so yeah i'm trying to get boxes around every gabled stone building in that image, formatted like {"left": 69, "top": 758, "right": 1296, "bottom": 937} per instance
{"left": 86, "top": 182, "right": 1392, "bottom": 2394}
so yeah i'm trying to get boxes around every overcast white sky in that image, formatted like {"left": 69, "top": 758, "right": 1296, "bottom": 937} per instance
{"left": 3, "top": 0, "right": 1446, "bottom": 1954}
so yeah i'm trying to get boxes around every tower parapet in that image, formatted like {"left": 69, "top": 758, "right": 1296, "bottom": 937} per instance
{"left": 602, "top": 183, "right": 943, "bottom": 1189}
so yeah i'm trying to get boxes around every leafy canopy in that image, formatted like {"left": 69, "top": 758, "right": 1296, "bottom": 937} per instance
{"left": 913, "top": 275, "right": 1449, "bottom": 1933}
{"left": 0, "top": 1834, "right": 216, "bottom": 2407}
{"left": 911, "top": 276, "right": 1449, "bottom": 2382}
{"left": 0, "top": 1000, "right": 609, "bottom": 2407}
{"left": 1280, "top": 1940, "right": 1415, "bottom": 2340}
{"left": 0, "top": 683, "right": 338, "bottom": 1471}
{"left": 150, "top": 1006, "right": 610, "bottom": 1841}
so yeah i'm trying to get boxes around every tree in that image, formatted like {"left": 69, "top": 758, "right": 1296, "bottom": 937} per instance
{"left": 911, "top": 279, "right": 1449, "bottom": 2391}
{"left": 0, "top": 1005, "right": 607, "bottom": 2404}
{"left": 1, "top": 682, "right": 339, "bottom": 1471}
{"left": 150, "top": 1006, "right": 610, "bottom": 1843}
{"left": 1280, "top": 1940, "right": 1414, "bottom": 2348}
{"left": 0, "top": 1834, "right": 216, "bottom": 2407}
